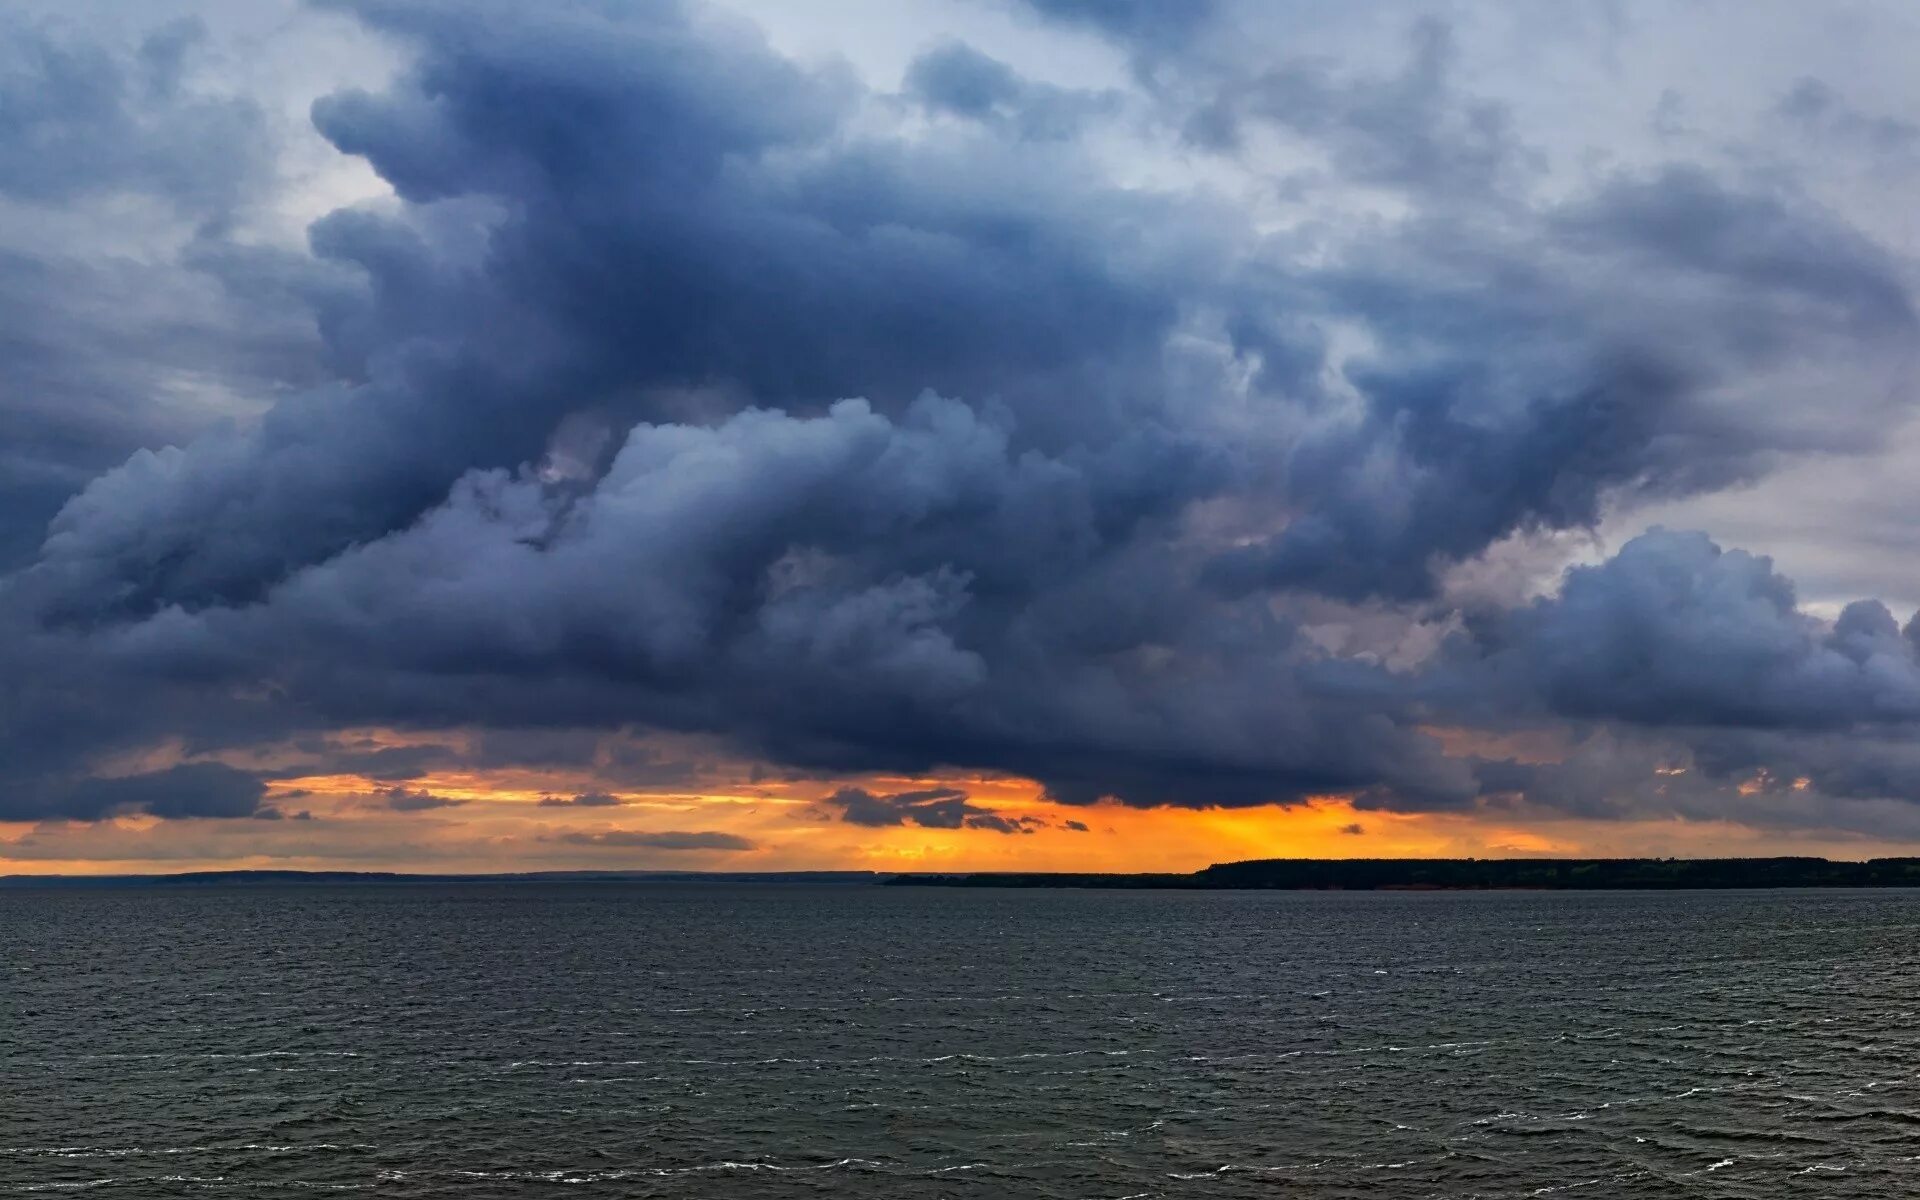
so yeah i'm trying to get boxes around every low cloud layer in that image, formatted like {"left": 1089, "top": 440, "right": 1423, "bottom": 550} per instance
{"left": 5, "top": 0, "right": 1920, "bottom": 853}
{"left": 38, "top": 764, "right": 271, "bottom": 822}
{"left": 538, "top": 792, "right": 624, "bottom": 808}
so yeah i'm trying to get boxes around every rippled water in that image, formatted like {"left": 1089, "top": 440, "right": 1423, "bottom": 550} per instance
{"left": 6, "top": 884, "right": 1920, "bottom": 1197}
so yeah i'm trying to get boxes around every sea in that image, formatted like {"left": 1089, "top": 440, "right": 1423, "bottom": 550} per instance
{"left": 5, "top": 883, "right": 1919, "bottom": 1197}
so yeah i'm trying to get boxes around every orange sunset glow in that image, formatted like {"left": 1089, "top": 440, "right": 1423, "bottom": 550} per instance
{"left": 12, "top": 755, "right": 1920, "bottom": 876}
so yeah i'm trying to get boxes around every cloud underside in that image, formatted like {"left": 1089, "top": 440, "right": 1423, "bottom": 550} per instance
{"left": 2, "top": 0, "right": 1920, "bottom": 843}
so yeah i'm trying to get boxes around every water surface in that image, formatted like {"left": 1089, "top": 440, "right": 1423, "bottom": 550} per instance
{"left": 6, "top": 884, "right": 1919, "bottom": 1196}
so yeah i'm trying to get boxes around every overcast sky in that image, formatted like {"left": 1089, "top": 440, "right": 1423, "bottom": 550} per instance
{"left": 7, "top": 0, "right": 1920, "bottom": 873}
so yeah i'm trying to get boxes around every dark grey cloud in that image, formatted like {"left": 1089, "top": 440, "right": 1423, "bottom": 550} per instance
{"left": 267, "top": 740, "right": 442, "bottom": 781}
{"left": 1185, "top": 19, "right": 1538, "bottom": 199}
{"left": 0, "top": 12, "right": 333, "bottom": 571}
{"left": 1776, "top": 77, "right": 1920, "bottom": 156}
{"left": 906, "top": 40, "right": 1020, "bottom": 117}
{"left": 1425, "top": 530, "right": 1920, "bottom": 825}
{"left": 1196, "top": 41, "right": 1914, "bottom": 601}
{"left": 1017, "top": 0, "right": 1221, "bottom": 53}
{"left": 374, "top": 785, "right": 466, "bottom": 812}
{"left": 966, "top": 813, "right": 1043, "bottom": 834}
{"left": 0, "top": 15, "right": 266, "bottom": 208}
{"left": 903, "top": 40, "right": 1115, "bottom": 139}
{"left": 3, "top": 0, "right": 1920, "bottom": 840}
{"left": 1686, "top": 730, "right": 1920, "bottom": 814}
{"left": 33, "top": 763, "right": 270, "bottom": 821}
{"left": 827, "top": 786, "right": 984, "bottom": 829}
{"left": 538, "top": 792, "right": 624, "bottom": 807}
{"left": 1480, "top": 529, "right": 1920, "bottom": 730}
{"left": 89, "top": 395, "right": 1467, "bottom": 811}
{"left": 1551, "top": 167, "right": 1913, "bottom": 338}
{"left": 1459, "top": 727, "right": 1920, "bottom": 841}
{"left": 822, "top": 785, "right": 1041, "bottom": 833}
{"left": 556, "top": 830, "right": 754, "bottom": 850}
{"left": 22, "top": 0, "right": 1196, "bottom": 623}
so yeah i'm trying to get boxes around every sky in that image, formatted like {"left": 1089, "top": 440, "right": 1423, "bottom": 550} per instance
{"left": 7, "top": 0, "right": 1920, "bottom": 874}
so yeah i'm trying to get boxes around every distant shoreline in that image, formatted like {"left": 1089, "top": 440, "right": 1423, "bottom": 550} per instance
{"left": 11, "top": 857, "right": 1920, "bottom": 890}
{"left": 0, "top": 869, "right": 885, "bottom": 888}
{"left": 889, "top": 857, "right": 1920, "bottom": 891}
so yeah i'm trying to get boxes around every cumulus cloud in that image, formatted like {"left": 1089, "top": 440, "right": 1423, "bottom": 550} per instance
{"left": 1483, "top": 529, "right": 1920, "bottom": 729}
{"left": 23, "top": 0, "right": 1196, "bottom": 622}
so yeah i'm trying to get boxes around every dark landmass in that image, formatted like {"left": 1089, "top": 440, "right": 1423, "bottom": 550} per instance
{"left": 14, "top": 858, "right": 1920, "bottom": 890}
{"left": 0, "top": 869, "right": 883, "bottom": 888}
{"left": 888, "top": 857, "right": 1920, "bottom": 890}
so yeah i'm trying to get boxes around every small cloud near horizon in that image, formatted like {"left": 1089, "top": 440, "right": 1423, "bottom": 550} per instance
{"left": 374, "top": 786, "right": 467, "bottom": 812}
{"left": 538, "top": 792, "right": 625, "bottom": 807}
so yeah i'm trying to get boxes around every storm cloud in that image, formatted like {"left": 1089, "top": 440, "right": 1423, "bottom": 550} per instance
{"left": 1486, "top": 530, "right": 1920, "bottom": 730}
{"left": 5, "top": 0, "right": 1920, "bottom": 846}
{"left": 35, "top": 763, "right": 271, "bottom": 822}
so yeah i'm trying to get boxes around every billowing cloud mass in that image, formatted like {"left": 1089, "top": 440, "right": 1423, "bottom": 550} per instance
{"left": 5, "top": 0, "right": 1920, "bottom": 866}
{"left": 1490, "top": 529, "right": 1920, "bottom": 730}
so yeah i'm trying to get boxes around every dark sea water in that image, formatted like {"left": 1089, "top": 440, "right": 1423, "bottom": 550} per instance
{"left": 6, "top": 884, "right": 1920, "bottom": 1197}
